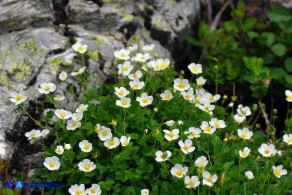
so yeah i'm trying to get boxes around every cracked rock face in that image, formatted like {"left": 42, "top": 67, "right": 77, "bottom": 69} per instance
{"left": 0, "top": 0, "right": 200, "bottom": 181}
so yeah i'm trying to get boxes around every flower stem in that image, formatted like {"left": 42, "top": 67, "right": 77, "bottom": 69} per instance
{"left": 20, "top": 105, "right": 46, "bottom": 129}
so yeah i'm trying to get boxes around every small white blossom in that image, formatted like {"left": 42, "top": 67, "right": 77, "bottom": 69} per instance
{"left": 25, "top": 129, "right": 41, "bottom": 140}
{"left": 171, "top": 164, "right": 188, "bottom": 178}
{"left": 118, "top": 61, "right": 134, "bottom": 76}
{"left": 129, "top": 79, "right": 145, "bottom": 90}
{"left": 9, "top": 91, "right": 27, "bottom": 105}
{"left": 114, "top": 49, "right": 130, "bottom": 60}
{"left": 0, "top": 143, "right": 7, "bottom": 156}
{"left": 181, "top": 88, "right": 194, "bottom": 101}
{"left": 178, "top": 139, "right": 195, "bottom": 154}
{"left": 237, "top": 104, "right": 251, "bottom": 117}
{"left": 185, "top": 127, "right": 201, "bottom": 139}
{"left": 71, "top": 67, "right": 86, "bottom": 76}
{"left": 200, "top": 121, "right": 216, "bottom": 134}
{"left": 202, "top": 171, "right": 218, "bottom": 187}
{"left": 55, "top": 109, "right": 72, "bottom": 120}
{"left": 69, "top": 184, "right": 86, "bottom": 195}
{"left": 127, "top": 44, "right": 138, "bottom": 51}
{"left": 54, "top": 95, "right": 66, "bottom": 102}
{"left": 41, "top": 129, "right": 50, "bottom": 138}
{"left": 195, "top": 156, "right": 208, "bottom": 168}
{"left": 188, "top": 63, "right": 203, "bottom": 74}
{"left": 184, "top": 176, "right": 200, "bottom": 189}
{"left": 78, "top": 159, "right": 96, "bottom": 172}
{"left": 283, "top": 134, "right": 292, "bottom": 145}
{"left": 178, "top": 120, "right": 184, "bottom": 126}
{"left": 285, "top": 90, "right": 292, "bottom": 102}
{"left": 163, "top": 129, "right": 179, "bottom": 141}
{"left": 104, "top": 137, "right": 120, "bottom": 149}
{"left": 116, "top": 97, "right": 131, "bottom": 108}
{"left": 86, "top": 184, "right": 102, "bottom": 195}
{"left": 66, "top": 120, "right": 81, "bottom": 130}
{"left": 142, "top": 44, "right": 155, "bottom": 52}
{"left": 114, "top": 87, "right": 130, "bottom": 98}
{"left": 209, "top": 118, "right": 226, "bottom": 129}
{"left": 272, "top": 165, "right": 287, "bottom": 178}
{"left": 76, "top": 104, "right": 88, "bottom": 113}
{"left": 59, "top": 71, "right": 67, "bottom": 81}
{"left": 98, "top": 127, "right": 112, "bottom": 141}
{"left": 258, "top": 143, "right": 277, "bottom": 157}
{"left": 141, "top": 189, "right": 149, "bottom": 195}
{"left": 38, "top": 83, "right": 56, "bottom": 94}
{"left": 239, "top": 147, "right": 251, "bottom": 158}
{"left": 79, "top": 140, "right": 92, "bottom": 153}
{"left": 173, "top": 78, "right": 190, "bottom": 91}
{"left": 128, "top": 70, "right": 143, "bottom": 80}
{"left": 120, "top": 136, "right": 131, "bottom": 146}
{"left": 136, "top": 93, "right": 153, "bottom": 107}
{"left": 43, "top": 156, "right": 60, "bottom": 171}
{"left": 155, "top": 150, "right": 172, "bottom": 162}
{"left": 234, "top": 114, "right": 246, "bottom": 123}
{"left": 237, "top": 128, "right": 253, "bottom": 140}
{"left": 72, "top": 42, "right": 88, "bottom": 54}
{"left": 160, "top": 90, "right": 173, "bottom": 101}
{"left": 164, "top": 120, "right": 175, "bottom": 127}
{"left": 72, "top": 112, "right": 83, "bottom": 122}
{"left": 132, "top": 53, "right": 151, "bottom": 62}
{"left": 64, "top": 143, "right": 71, "bottom": 150}
{"left": 245, "top": 171, "right": 254, "bottom": 180}
{"left": 196, "top": 77, "right": 206, "bottom": 86}
{"left": 55, "top": 145, "right": 64, "bottom": 155}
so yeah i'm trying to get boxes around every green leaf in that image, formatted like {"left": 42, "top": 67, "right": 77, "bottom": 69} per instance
{"left": 270, "top": 43, "right": 287, "bottom": 57}
{"left": 266, "top": 4, "right": 292, "bottom": 22}
{"left": 186, "top": 36, "right": 201, "bottom": 46}
{"left": 284, "top": 57, "right": 292, "bottom": 73}
{"left": 235, "top": 0, "right": 245, "bottom": 20}
{"left": 285, "top": 74, "right": 292, "bottom": 84}
{"left": 272, "top": 68, "right": 286, "bottom": 79}
{"left": 285, "top": 118, "right": 292, "bottom": 127}
{"left": 247, "top": 31, "right": 259, "bottom": 39}
{"left": 243, "top": 56, "right": 264, "bottom": 75}
{"left": 262, "top": 32, "right": 275, "bottom": 46}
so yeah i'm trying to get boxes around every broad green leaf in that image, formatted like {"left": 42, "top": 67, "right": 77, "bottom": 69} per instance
{"left": 262, "top": 32, "right": 275, "bottom": 46}
{"left": 270, "top": 43, "right": 287, "bottom": 57}
{"left": 271, "top": 68, "right": 286, "bottom": 79}
{"left": 284, "top": 57, "right": 292, "bottom": 73}
{"left": 285, "top": 118, "right": 292, "bottom": 127}
{"left": 247, "top": 31, "right": 259, "bottom": 39}
{"left": 266, "top": 4, "right": 292, "bottom": 22}
{"left": 285, "top": 74, "right": 292, "bottom": 84}
{"left": 243, "top": 56, "right": 264, "bottom": 75}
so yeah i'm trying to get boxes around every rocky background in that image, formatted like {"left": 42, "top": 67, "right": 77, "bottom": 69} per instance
{"left": 0, "top": 0, "right": 200, "bottom": 189}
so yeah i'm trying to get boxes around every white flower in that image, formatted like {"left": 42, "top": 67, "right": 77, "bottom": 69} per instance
{"left": 54, "top": 95, "right": 66, "bottom": 102}
{"left": 132, "top": 53, "right": 151, "bottom": 62}
{"left": 245, "top": 171, "right": 254, "bottom": 180}
{"left": 155, "top": 150, "right": 172, "bottom": 162}
{"left": 258, "top": 143, "right": 277, "bottom": 157}
{"left": 79, "top": 140, "right": 92, "bottom": 152}
{"left": 55, "top": 145, "right": 64, "bottom": 155}
{"left": 66, "top": 120, "right": 81, "bottom": 130}
{"left": 69, "top": 184, "right": 86, "bottom": 195}
{"left": 0, "top": 143, "right": 6, "bottom": 156}
{"left": 163, "top": 129, "right": 179, "bottom": 141}
{"left": 160, "top": 90, "right": 173, "bottom": 101}
{"left": 188, "top": 63, "right": 203, "bottom": 74}
{"left": 149, "top": 59, "right": 170, "bottom": 71}
{"left": 95, "top": 123, "right": 102, "bottom": 133}
{"left": 285, "top": 90, "right": 292, "bottom": 102}
{"left": 272, "top": 165, "right": 287, "bottom": 178}
{"left": 127, "top": 44, "right": 138, "bottom": 51}
{"left": 197, "top": 103, "right": 215, "bottom": 115}
{"left": 38, "top": 83, "right": 56, "bottom": 94}
{"left": 114, "top": 49, "right": 130, "bottom": 60}
{"left": 205, "top": 93, "right": 221, "bottom": 103}
{"left": 116, "top": 97, "right": 131, "bottom": 108}
{"left": 209, "top": 118, "right": 226, "bottom": 129}
{"left": 98, "top": 127, "right": 112, "bottom": 141}
{"left": 128, "top": 70, "right": 143, "bottom": 80}
{"left": 59, "top": 71, "right": 67, "bottom": 81}
{"left": 237, "top": 104, "right": 251, "bottom": 117}
{"left": 64, "top": 143, "right": 71, "bottom": 150}
{"left": 185, "top": 127, "right": 201, "bottom": 139}
{"left": 86, "top": 184, "right": 102, "bottom": 195}
{"left": 43, "top": 156, "right": 60, "bottom": 171}
{"left": 200, "top": 121, "right": 216, "bottom": 134}
{"left": 196, "top": 77, "right": 206, "bottom": 86}
{"left": 9, "top": 91, "right": 27, "bottom": 105}
{"left": 25, "top": 129, "right": 41, "bottom": 140}
{"left": 104, "top": 137, "right": 120, "bottom": 149}
{"left": 184, "top": 176, "right": 200, "bottom": 189}
{"left": 181, "top": 88, "right": 194, "bottom": 101}
{"left": 142, "top": 44, "right": 155, "bottom": 52}
{"left": 178, "top": 139, "right": 195, "bottom": 154}
{"left": 237, "top": 128, "right": 253, "bottom": 140}
{"left": 120, "top": 136, "right": 131, "bottom": 146}
{"left": 129, "top": 79, "right": 145, "bottom": 90}
{"left": 195, "top": 156, "right": 208, "bottom": 168}
{"left": 164, "top": 120, "right": 175, "bottom": 127}
{"left": 114, "top": 87, "right": 130, "bottom": 98}
{"left": 239, "top": 147, "right": 251, "bottom": 158}
{"left": 55, "top": 109, "right": 72, "bottom": 120}
{"left": 71, "top": 67, "right": 86, "bottom": 76}
{"left": 76, "top": 104, "right": 88, "bottom": 113}
{"left": 72, "top": 112, "right": 83, "bottom": 122}
{"left": 72, "top": 42, "right": 88, "bottom": 54}
{"left": 118, "top": 61, "right": 134, "bottom": 76}
{"left": 136, "top": 93, "right": 153, "bottom": 107}
{"left": 41, "top": 129, "right": 50, "bottom": 138}
{"left": 234, "top": 114, "right": 246, "bottom": 123}
{"left": 202, "top": 171, "right": 218, "bottom": 187}
{"left": 283, "top": 134, "right": 292, "bottom": 145}
{"left": 141, "top": 189, "right": 149, "bottom": 195}
{"left": 178, "top": 120, "right": 184, "bottom": 126}
{"left": 170, "top": 164, "right": 188, "bottom": 178}
{"left": 173, "top": 78, "right": 190, "bottom": 91}
{"left": 78, "top": 159, "right": 96, "bottom": 172}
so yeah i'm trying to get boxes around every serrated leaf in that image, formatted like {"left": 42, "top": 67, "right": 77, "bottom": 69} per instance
{"left": 271, "top": 43, "right": 287, "bottom": 57}
{"left": 284, "top": 57, "right": 292, "bottom": 73}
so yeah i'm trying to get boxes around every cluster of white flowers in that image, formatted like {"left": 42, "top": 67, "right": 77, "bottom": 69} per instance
{"left": 24, "top": 129, "right": 49, "bottom": 143}
{"left": 69, "top": 183, "right": 102, "bottom": 195}
{"left": 234, "top": 104, "right": 252, "bottom": 123}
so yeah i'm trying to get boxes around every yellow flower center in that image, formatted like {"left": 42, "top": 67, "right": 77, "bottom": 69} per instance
{"left": 183, "top": 145, "right": 190, "bottom": 151}
{"left": 287, "top": 95, "right": 292, "bottom": 101}
{"left": 274, "top": 169, "right": 281, "bottom": 176}
{"left": 187, "top": 180, "right": 194, "bottom": 187}
{"left": 160, "top": 152, "right": 168, "bottom": 159}
{"left": 102, "top": 131, "right": 108, "bottom": 136}
{"left": 71, "top": 122, "right": 77, "bottom": 127}
{"left": 168, "top": 132, "right": 174, "bottom": 138}
{"left": 49, "top": 162, "right": 55, "bottom": 167}
{"left": 176, "top": 170, "right": 183, "bottom": 177}
{"left": 198, "top": 161, "right": 204, "bottom": 166}
{"left": 192, "top": 67, "right": 198, "bottom": 72}
{"left": 30, "top": 132, "right": 36, "bottom": 137}
{"left": 84, "top": 165, "right": 90, "bottom": 171}
{"left": 185, "top": 94, "right": 190, "bottom": 100}
{"left": 44, "top": 86, "right": 51, "bottom": 91}
{"left": 160, "top": 63, "right": 167, "bottom": 69}
{"left": 90, "top": 188, "right": 96, "bottom": 193}
{"left": 118, "top": 91, "right": 124, "bottom": 96}
{"left": 121, "top": 100, "right": 128, "bottom": 106}
{"left": 264, "top": 149, "right": 270, "bottom": 154}
{"left": 15, "top": 95, "right": 22, "bottom": 101}
{"left": 165, "top": 94, "right": 171, "bottom": 100}
{"left": 75, "top": 189, "right": 82, "bottom": 195}
{"left": 123, "top": 141, "right": 129, "bottom": 146}
{"left": 204, "top": 106, "right": 210, "bottom": 111}
{"left": 205, "top": 126, "right": 211, "bottom": 132}
{"left": 178, "top": 82, "right": 185, "bottom": 89}
{"left": 241, "top": 133, "right": 247, "bottom": 138}
{"left": 286, "top": 138, "right": 292, "bottom": 143}
{"left": 108, "top": 139, "right": 115, "bottom": 146}
{"left": 241, "top": 151, "right": 247, "bottom": 157}
{"left": 120, "top": 53, "right": 126, "bottom": 58}
{"left": 84, "top": 145, "right": 89, "bottom": 150}
{"left": 142, "top": 98, "right": 148, "bottom": 104}
{"left": 95, "top": 127, "right": 101, "bottom": 133}
{"left": 214, "top": 121, "right": 220, "bottom": 127}
{"left": 141, "top": 56, "right": 146, "bottom": 60}
{"left": 77, "top": 45, "right": 84, "bottom": 52}
{"left": 191, "top": 132, "right": 197, "bottom": 137}
{"left": 59, "top": 113, "right": 66, "bottom": 119}
{"left": 206, "top": 176, "right": 213, "bottom": 183}
{"left": 123, "top": 66, "right": 129, "bottom": 71}
{"left": 209, "top": 96, "right": 215, "bottom": 101}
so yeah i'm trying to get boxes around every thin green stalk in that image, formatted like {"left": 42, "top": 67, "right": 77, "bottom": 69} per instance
{"left": 20, "top": 105, "right": 46, "bottom": 129}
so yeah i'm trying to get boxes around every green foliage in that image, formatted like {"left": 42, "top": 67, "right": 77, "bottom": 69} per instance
{"left": 187, "top": 1, "right": 292, "bottom": 99}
